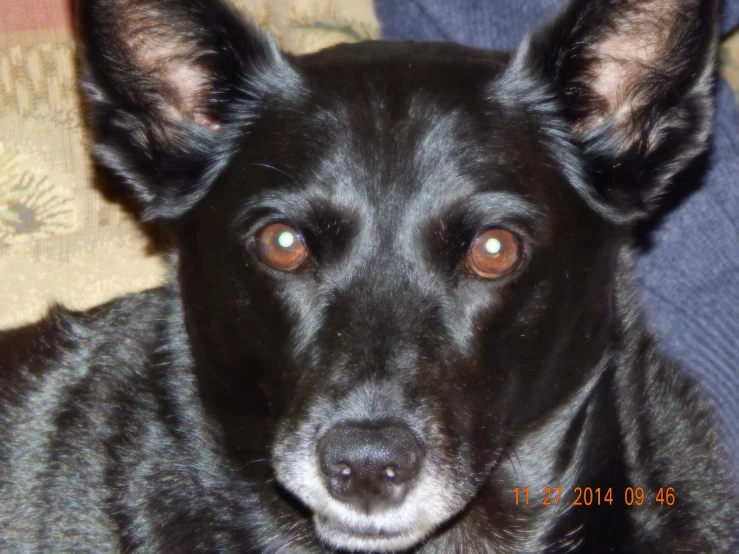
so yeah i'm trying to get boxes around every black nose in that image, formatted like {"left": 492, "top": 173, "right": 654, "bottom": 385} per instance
{"left": 318, "top": 422, "right": 423, "bottom": 513}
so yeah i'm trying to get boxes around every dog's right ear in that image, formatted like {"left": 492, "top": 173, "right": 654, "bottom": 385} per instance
{"left": 498, "top": 0, "right": 718, "bottom": 223}
{"left": 79, "top": 0, "right": 302, "bottom": 220}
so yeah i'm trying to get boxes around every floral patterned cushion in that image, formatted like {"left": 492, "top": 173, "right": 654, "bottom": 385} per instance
{"left": 0, "top": 0, "right": 379, "bottom": 328}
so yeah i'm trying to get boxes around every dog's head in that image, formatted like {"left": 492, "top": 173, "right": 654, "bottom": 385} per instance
{"left": 80, "top": 0, "right": 717, "bottom": 550}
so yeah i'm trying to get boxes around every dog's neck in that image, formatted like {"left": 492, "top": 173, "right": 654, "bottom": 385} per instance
{"left": 424, "top": 254, "right": 659, "bottom": 554}
{"left": 413, "top": 353, "right": 627, "bottom": 553}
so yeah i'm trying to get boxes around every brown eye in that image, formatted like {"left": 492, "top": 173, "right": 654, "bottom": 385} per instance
{"left": 257, "top": 223, "right": 308, "bottom": 271}
{"left": 465, "top": 228, "right": 522, "bottom": 278}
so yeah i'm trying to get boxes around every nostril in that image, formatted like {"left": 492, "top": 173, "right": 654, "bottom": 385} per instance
{"left": 335, "top": 463, "right": 352, "bottom": 478}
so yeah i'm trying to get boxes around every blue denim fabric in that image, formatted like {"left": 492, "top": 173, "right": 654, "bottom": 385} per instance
{"left": 376, "top": 0, "right": 739, "bottom": 477}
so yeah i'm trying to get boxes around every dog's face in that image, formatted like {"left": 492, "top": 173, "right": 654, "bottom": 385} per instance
{"left": 80, "top": 0, "right": 716, "bottom": 551}
{"left": 179, "top": 48, "right": 618, "bottom": 550}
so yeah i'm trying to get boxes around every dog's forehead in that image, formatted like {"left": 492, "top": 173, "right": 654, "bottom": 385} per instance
{"left": 253, "top": 45, "right": 555, "bottom": 211}
{"left": 294, "top": 42, "right": 530, "bottom": 198}
{"left": 216, "top": 42, "right": 577, "bottom": 239}
{"left": 297, "top": 93, "right": 500, "bottom": 215}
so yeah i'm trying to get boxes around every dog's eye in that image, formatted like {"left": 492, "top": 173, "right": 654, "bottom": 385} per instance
{"left": 465, "top": 228, "right": 521, "bottom": 278}
{"left": 257, "top": 223, "right": 309, "bottom": 271}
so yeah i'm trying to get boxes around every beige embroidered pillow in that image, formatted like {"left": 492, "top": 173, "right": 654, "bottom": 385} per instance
{"left": 0, "top": 0, "right": 379, "bottom": 328}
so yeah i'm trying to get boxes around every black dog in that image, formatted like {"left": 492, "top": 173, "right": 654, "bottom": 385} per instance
{"left": 0, "top": 0, "right": 736, "bottom": 551}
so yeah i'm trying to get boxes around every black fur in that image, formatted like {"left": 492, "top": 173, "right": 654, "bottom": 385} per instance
{"left": 1, "top": 0, "right": 737, "bottom": 552}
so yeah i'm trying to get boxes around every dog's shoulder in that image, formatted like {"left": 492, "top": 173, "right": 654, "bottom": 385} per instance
{"left": 616, "top": 341, "right": 739, "bottom": 546}
{"left": 0, "top": 288, "right": 173, "bottom": 549}
{"left": 0, "top": 288, "right": 167, "bottom": 416}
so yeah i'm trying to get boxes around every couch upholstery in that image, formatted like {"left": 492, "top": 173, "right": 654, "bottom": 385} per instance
{"left": 0, "top": 0, "right": 379, "bottom": 328}
{"left": 2, "top": 1, "right": 736, "bottom": 328}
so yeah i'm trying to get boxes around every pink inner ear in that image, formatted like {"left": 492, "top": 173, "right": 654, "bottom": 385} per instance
{"left": 164, "top": 62, "right": 219, "bottom": 130}
{"left": 576, "top": 0, "right": 679, "bottom": 144}
{"left": 116, "top": 2, "right": 218, "bottom": 130}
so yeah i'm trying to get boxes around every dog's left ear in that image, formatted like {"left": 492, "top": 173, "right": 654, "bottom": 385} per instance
{"left": 508, "top": 0, "right": 718, "bottom": 221}
{"left": 78, "top": 0, "right": 300, "bottom": 220}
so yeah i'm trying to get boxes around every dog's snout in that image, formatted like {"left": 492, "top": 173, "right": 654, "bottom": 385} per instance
{"left": 318, "top": 422, "right": 423, "bottom": 513}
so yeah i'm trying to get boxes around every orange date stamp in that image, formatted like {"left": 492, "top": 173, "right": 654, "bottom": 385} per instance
{"left": 513, "top": 487, "right": 676, "bottom": 507}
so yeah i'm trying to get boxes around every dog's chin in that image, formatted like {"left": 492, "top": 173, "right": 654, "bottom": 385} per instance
{"left": 314, "top": 513, "right": 432, "bottom": 552}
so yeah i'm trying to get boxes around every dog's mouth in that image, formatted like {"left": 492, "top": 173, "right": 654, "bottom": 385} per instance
{"left": 314, "top": 513, "right": 429, "bottom": 552}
